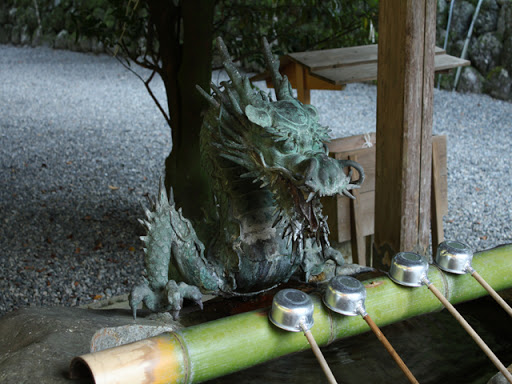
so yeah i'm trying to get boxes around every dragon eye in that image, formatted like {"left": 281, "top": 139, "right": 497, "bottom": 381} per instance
{"left": 282, "top": 140, "right": 296, "bottom": 152}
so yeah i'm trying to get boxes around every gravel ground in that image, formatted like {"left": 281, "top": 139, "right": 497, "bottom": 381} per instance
{"left": 0, "top": 45, "right": 511, "bottom": 317}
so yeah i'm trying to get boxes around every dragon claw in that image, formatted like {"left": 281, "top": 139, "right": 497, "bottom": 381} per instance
{"left": 336, "top": 263, "right": 375, "bottom": 276}
{"left": 128, "top": 280, "right": 203, "bottom": 321}
{"left": 129, "top": 282, "right": 151, "bottom": 320}
{"left": 164, "top": 281, "right": 204, "bottom": 320}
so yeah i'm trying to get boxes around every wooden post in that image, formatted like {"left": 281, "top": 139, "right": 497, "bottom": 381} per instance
{"left": 294, "top": 62, "right": 311, "bottom": 104}
{"left": 349, "top": 154, "right": 366, "bottom": 266}
{"left": 373, "top": 0, "right": 437, "bottom": 269}
{"left": 431, "top": 137, "right": 445, "bottom": 257}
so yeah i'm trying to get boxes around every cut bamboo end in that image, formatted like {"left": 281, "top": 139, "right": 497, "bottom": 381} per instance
{"left": 69, "top": 333, "right": 188, "bottom": 384}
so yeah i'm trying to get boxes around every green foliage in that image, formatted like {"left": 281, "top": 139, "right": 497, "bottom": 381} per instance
{"left": 4, "top": 0, "right": 378, "bottom": 70}
{"left": 67, "top": 0, "right": 378, "bottom": 69}
{"left": 214, "top": 0, "right": 379, "bottom": 68}
{"left": 70, "top": 1, "right": 156, "bottom": 66}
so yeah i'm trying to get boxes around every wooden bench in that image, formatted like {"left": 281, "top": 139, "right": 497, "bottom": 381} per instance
{"left": 252, "top": 44, "right": 469, "bottom": 104}
{"left": 321, "top": 133, "right": 448, "bottom": 266}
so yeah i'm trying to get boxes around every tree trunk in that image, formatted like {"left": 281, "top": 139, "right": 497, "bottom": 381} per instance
{"left": 148, "top": 0, "right": 215, "bottom": 230}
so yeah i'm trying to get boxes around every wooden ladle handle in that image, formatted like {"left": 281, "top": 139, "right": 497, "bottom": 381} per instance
{"left": 363, "top": 314, "right": 419, "bottom": 384}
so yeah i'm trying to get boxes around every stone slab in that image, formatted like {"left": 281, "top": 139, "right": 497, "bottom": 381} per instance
{"left": 0, "top": 307, "right": 179, "bottom": 384}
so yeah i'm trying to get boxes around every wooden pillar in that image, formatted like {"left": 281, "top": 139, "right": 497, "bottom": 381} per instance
{"left": 373, "top": 0, "right": 437, "bottom": 269}
{"left": 294, "top": 63, "right": 311, "bottom": 104}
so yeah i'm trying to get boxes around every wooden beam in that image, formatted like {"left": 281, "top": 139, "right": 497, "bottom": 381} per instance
{"left": 373, "top": 0, "right": 437, "bottom": 269}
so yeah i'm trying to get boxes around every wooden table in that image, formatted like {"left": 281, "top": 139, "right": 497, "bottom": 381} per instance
{"left": 252, "top": 44, "right": 470, "bottom": 104}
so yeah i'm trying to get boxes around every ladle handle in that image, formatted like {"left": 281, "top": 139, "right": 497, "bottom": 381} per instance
{"left": 471, "top": 270, "right": 512, "bottom": 318}
{"left": 427, "top": 283, "right": 512, "bottom": 384}
{"left": 301, "top": 326, "right": 338, "bottom": 384}
{"left": 363, "top": 314, "right": 419, "bottom": 384}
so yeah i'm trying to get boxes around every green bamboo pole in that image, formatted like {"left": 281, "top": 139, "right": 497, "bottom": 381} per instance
{"left": 71, "top": 244, "right": 512, "bottom": 384}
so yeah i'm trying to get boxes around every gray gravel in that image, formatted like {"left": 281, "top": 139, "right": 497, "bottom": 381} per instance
{"left": 1, "top": 45, "right": 511, "bottom": 317}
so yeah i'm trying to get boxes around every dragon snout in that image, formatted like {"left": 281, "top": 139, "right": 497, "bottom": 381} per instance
{"left": 301, "top": 155, "right": 364, "bottom": 197}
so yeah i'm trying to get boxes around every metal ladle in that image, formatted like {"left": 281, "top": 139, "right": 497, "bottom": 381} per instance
{"left": 269, "top": 289, "right": 338, "bottom": 384}
{"left": 389, "top": 252, "right": 512, "bottom": 384}
{"left": 323, "top": 276, "right": 419, "bottom": 384}
{"left": 435, "top": 240, "right": 512, "bottom": 318}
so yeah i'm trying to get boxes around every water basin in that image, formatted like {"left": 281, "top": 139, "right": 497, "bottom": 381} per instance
{"left": 208, "top": 295, "right": 512, "bottom": 383}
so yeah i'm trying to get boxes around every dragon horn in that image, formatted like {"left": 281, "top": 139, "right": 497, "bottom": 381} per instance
{"left": 216, "top": 37, "right": 250, "bottom": 106}
{"left": 261, "top": 37, "right": 293, "bottom": 101}
{"left": 157, "top": 177, "right": 171, "bottom": 207}
{"left": 169, "top": 187, "right": 175, "bottom": 205}
{"left": 216, "top": 36, "right": 231, "bottom": 63}
{"left": 195, "top": 85, "right": 220, "bottom": 109}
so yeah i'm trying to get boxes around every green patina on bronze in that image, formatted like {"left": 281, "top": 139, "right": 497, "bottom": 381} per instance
{"left": 130, "top": 38, "right": 365, "bottom": 319}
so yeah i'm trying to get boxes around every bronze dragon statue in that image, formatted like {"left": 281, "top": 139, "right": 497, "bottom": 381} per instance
{"left": 130, "top": 38, "right": 365, "bottom": 319}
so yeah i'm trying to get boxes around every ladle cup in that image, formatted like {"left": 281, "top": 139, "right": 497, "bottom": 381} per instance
{"left": 269, "top": 289, "right": 338, "bottom": 384}
{"left": 323, "top": 276, "right": 419, "bottom": 384}
{"left": 435, "top": 240, "right": 512, "bottom": 318}
{"left": 389, "top": 252, "right": 512, "bottom": 384}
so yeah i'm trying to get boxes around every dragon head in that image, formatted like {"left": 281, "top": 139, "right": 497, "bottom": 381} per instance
{"left": 198, "top": 37, "right": 364, "bottom": 245}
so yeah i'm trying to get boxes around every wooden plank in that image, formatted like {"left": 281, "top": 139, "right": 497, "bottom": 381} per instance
{"left": 287, "top": 45, "right": 445, "bottom": 71}
{"left": 328, "top": 133, "right": 376, "bottom": 153}
{"left": 434, "top": 54, "right": 470, "bottom": 71}
{"left": 418, "top": 0, "right": 436, "bottom": 257}
{"left": 313, "top": 63, "right": 379, "bottom": 85}
{"left": 321, "top": 189, "right": 340, "bottom": 243}
{"left": 288, "top": 44, "right": 379, "bottom": 71}
{"left": 304, "top": 73, "right": 345, "bottom": 91}
{"left": 431, "top": 137, "right": 445, "bottom": 257}
{"left": 436, "top": 46, "right": 446, "bottom": 55}
{"left": 334, "top": 147, "right": 375, "bottom": 194}
{"left": 434, "top": 136, "right": 448, "bottom": 214}
{"left": 348, "top": 154, "right": 366, "bottom": 265}
{"left": 331, "top": 191, "right": 375, "bottom": 243}
{"left": 311, "top": 53, "right": 467, "bottom": 86}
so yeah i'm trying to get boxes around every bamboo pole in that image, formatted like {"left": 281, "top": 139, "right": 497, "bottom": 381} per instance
{"left": 70, "top": 244, "right": 512, "bottom": 384}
